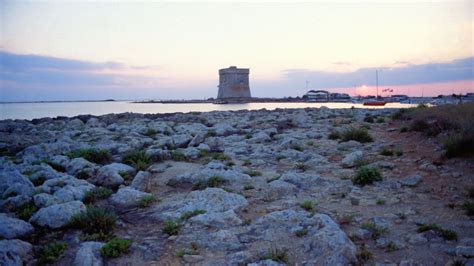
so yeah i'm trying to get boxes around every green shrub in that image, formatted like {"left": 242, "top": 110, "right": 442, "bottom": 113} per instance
{"left": 462, "top": 201, "right": 474, "bottom": 216}
{"left": 30, "top": 174, "right": 46, "bottom": 186}
{"left": 267, "top": 175, "right": 281, "bottom": 183}
{"left": 212, "top": 152, "right": 231, "bottom": 161}
{"left": 180, "top": 210, "right": 206, "bottom": 221}
{"left": 379, "top": 148, "right": 394, "bottom": 156}
{"left": 417, "top": 223, "right": 458, "bottom": 240}
{"left": 122, "top": 150, "right": 151, "bottom": 170}
{"left": 138, "top": 195, "right": 157, "bottom": 208}
{"left": 242, "top": 159, "right": 252, "bottom": 166}
{"left": 300, "top": 200, "right": 314, "bottom": 211}
{"left": 162, "top": 220, "right": 180, "bottom": 235}
{"left": 67, "top": 148, "right": 111, "bottom": 164}
{"left": 246, "top": 170, "right": 262, "bottom": 177}
{"left": 171, "top": 150, "right": 187, "bottom": 161}
{"left": 328, "top": 131, "right": 341, "bottom": 140}
{"left": 83, "top": 187, "right": 113, "bottom": 204}
{"left": 395, "top": 149, "right": 404, "bottom": 156}
{"left": 341, "top": 127, "right": 373, "bottom": 143}
{"left": 118, "top": 171, "right": 132, "bottom": 181}
{"left": 376, "top": 117, "right": 385, "bottom": 123}
{"left": 37, "top": 241, "right": 68, "bottom": 265}
{"left": 243, "top": 185, "right": 255, "bottom": 190}
{"left": 44, "top": 160, "right": 66, "bottom": 172}
{"left": 291, "top": 144, "right": 304, "bottom": 152}
{"left": 68, "top": 206, "right": 117, "bottom": 238}
{"left": 207, "top": 175, "right": 224, "bottom": 187}
{"left": 376, "top": 199, "right": 386, "bottom": 205}
{"left": 352, "top": 167, "right": 382, "bottom": 186}
{"left": 261, "top": 247, "right": 289, "bottom": 264}
{"left": 467, "top": 187, "right": 474, "bottom": 198}
{"left": 143, "top": 128, "right": 157, "bottom": 137}
{"left": 444, "top": 134, "right": 474, "bottom": 158}
{"left": 198, "top": 149, "right": 209, "bottom": 158}
{"left": 294, "top": 228, "right": 308, "bottom": 237}
{"left": 354, "top": 158, "right": 369, "bottom": 168}
{"left": 15, "top": 202, "right": 37, "bottom": 220}
{"left": 295, "top": 162, "right": 308, "bottom": 171}
{"left": 363, "top": 116, "right": 374, "bottom": 123}
{"left": 361, "top": 221, "right": 386, "bottom": 239}
{"left": 100, "top": 238, "right": 132, "bottom": 258}
{"left": 356, "top": 244, "right": 373, "bottom": 264}
{"left": 399, "top": 126, "right": 408, "bottom": 133}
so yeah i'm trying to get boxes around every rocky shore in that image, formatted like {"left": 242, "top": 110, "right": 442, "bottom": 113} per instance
{"left": 0, "top": 107, "right": 473, "bottom": 265}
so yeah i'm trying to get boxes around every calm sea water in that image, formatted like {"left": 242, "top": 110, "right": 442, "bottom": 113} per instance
{"left": 0, "top": 101, "right": 416, "bottom": 120}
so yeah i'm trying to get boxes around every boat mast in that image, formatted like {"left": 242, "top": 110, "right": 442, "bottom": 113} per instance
{"left": 376, "top": 70, "right": 379, "bottom": 98}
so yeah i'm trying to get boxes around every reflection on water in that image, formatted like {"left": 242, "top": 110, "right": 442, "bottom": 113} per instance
{"left": 0, "top": 101, "right": 417, "bottom": 120}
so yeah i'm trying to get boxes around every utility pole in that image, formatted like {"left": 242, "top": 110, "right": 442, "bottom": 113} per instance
{"left": 306, "top": 80, "right": 310, "bottom": 91}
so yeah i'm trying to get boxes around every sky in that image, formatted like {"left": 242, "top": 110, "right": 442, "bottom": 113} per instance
{"left": 0, "top": 0, "right": 473, "bottom": 101}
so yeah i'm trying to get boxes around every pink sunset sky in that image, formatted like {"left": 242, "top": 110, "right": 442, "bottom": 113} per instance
{"left": 0, "top": 1, "right": 473, "bottom": 101}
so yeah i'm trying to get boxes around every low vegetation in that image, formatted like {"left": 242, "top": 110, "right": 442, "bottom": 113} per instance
{"left": 462, "top": 201, "right": 474, "bottom": 216}
{"left": 100, "top": 238, "right": 132, "bottom": 258}
{"left": 67, "top": 148, "right": 111, "bottom": 164}
{"left": 393, "top": 103, "right": 474, "bottom": 158}
{"left": 328, "top": 130, "right": 341, "bottom": 140}
{"left": 246, "top": 170, "right": 262, "bottom": 177}
{"left": 180, "top": 209, "right": 206, "bottom": 221}
{"left": 294, "top": 228, "right": 308, "bottom": 237}
{"left": 300, "top": 200, "right": 314, "bottom": 212}
{"left": 137, "top": 194, "right": 157, "bottom": 208}
{"left": 361, "top": 221, "right": 386, "bottom": 239}
{"left": 176, "top": 243, "right": 200, "bottom": 258}
{"left": 37, "top": 241, "right": 68, "bottom": 265}
{"left": 15, "top": 201, "right": 37, "bottom": 220}
{"left": 261, "top": 247, "right": 289, "bottom": 264}
{"left": 171, "top": 150, "right": 187, "bottom": 161}
{"left": 352, "top": 166, "right": 383, "bottom": 186}
{"left": 417, "top": 223, "right": 458, "bottom": 241}
{"left": 122, "top": 150, "right": 151, "bottom": 170}
{"left": 356, "top": 244, "right": 373, "bottom": 264}
{"left": 162, "top": 220, "right": 180, "bottom": 235}
{"left": 341, "top": 127, "right": 373, "bottom": 143}
{"left": 68, "top": 206, "right": 117, "bottom": 240}
{"left": 83, "top": 187, "right": 113, "bottom": 204}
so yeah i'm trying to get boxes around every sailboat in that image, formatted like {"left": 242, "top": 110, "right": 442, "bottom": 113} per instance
{"left": 363, "top": 70, "right": 387, "bottom": 106}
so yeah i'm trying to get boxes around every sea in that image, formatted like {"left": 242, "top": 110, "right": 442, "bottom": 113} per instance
{"left": 0, "top": 101, "right": 416, "bottom": 120}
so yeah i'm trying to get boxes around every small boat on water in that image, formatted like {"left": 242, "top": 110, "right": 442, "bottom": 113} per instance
{"left": 363, "top": 101, "right": 387, "bottom": 106}
{"left": 362, "top": 70, "right": 387, "bottom": 106}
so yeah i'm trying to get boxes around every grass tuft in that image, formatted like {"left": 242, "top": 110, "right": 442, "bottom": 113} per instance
{"left": 67, "top": 148, "right": 111, "bottom": 164}
{"left": 100, "top": 238, "right": 132, "bottom": 258}
{"left": 341, "top": 127, "right": 373, "bottom": 143}
{"left": 352, "top": 166, "right": 383, "bottom": 186}
{"left": 122, "top": 150, "right": 151, "bottom": 170}
{"left": 37, "top": 241, "right": 68, "bottom": 265}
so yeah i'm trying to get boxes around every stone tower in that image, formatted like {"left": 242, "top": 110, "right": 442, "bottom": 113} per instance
{"left": 217, "top": 66, "right": 251, "bottom": 99}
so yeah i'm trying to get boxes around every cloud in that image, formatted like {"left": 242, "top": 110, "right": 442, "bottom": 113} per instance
{"left": 0, "top": 51, "right": 124, "bottom": 72}
{"left": 0, "top": 50, "right": 473, "bottom": 101}
{"left": 283, "top": 57, "right": 474, "bottom": 89}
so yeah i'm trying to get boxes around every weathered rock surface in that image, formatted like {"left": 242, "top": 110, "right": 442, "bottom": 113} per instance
{"left": 73, "top": 241, "right": 105, "bottom": 266}
{"left": 109, "top": 187, "right": 152, "bottom": 208}
{"left": 154, "top": 188, "right": 248, "bottom": 220}
{"left": 30, "top": 200, "right": 86, "bottom": 229}
{"left": 0, "top": 214, "right": 34, "bottom": 239}
{"left": 0, "top": 239, "right": 33, "bottom": 266}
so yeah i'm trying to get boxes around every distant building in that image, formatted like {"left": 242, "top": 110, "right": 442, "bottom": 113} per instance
{"left": 390, "top": 94, "right": 409, "bottom": 102}
{"left": 304, "top": 90, "right": 329, "bottom": 101}
{"left": 217, "top": 66, "right": 251, "bottom": 99}
{"left": 329, "top": 93, "right": 351, "bottom": 102}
